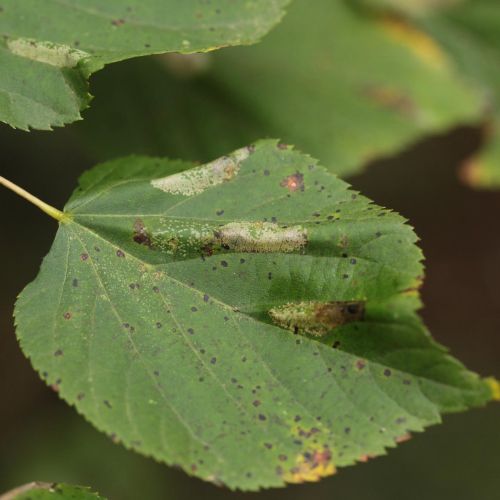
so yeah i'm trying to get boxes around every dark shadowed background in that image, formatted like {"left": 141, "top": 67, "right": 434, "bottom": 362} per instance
{"left": 1, "top": 58, "right": 499, "bottom": 500}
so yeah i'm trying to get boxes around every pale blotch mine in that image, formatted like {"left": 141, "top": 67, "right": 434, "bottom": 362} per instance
{"left": 216, "top": 222, "right": 307, "bottom": 253}
{"left": 139, "top": 220, "right": 306, "bottom": 256}
{"left": 7, "top": 38, "right": 89, "bottom": 68}
{"left": 151, "top": 147, "right": 250, "bottom": 196}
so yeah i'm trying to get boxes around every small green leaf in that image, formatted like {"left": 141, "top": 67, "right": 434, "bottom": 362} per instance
{"left": 0, "top": 482, "right": 105, "bottom": 500}
{"left": 0, "top": 0, "right": 289, "bottom": 130}
{"left": 14, "top": 141, "right": 493, "bottom": 490}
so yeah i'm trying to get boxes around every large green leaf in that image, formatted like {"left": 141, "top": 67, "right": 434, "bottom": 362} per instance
{"left": 0, "top": 482, "right": 105, "bottom": 500}
{"left": 14, "top": 141, "right": 494, "bottom": 490}
{"left": 74, "top": 0, "right": 482, "bottom": 177}
{"left": 0, "top": 0, "right": 289, "bottom": 130}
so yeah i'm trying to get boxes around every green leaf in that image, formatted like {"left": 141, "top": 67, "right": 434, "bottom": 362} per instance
{"left": 0, "top": 0, "right": 289, "bottom": 130}
{"left": 420, "top": 0, "right": 500, "bottom": 189}
{"left": 14, "top": 140, "right": 494, "bottom": 490}
{"left": 75, "top": 0, "right": 483, "bottom": 178}
{"left": 356, "top": 0, "right": 500, "bottom": 188}
{"left": 0, "top": 482, "right": 105, "bottom": 500}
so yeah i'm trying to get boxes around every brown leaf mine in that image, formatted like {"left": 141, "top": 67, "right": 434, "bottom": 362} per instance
{"left": 133, "top": 219, "right": 152, "bottom": 247}
{"left": 269, "top": 301, "right": 365, "bottom": 336}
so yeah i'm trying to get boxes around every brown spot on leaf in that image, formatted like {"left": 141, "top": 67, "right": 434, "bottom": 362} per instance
{"left": 362, "top": 84, "right": 416, "bottom": 118}
{"left": 395, "top": 433, "right": 412, "bottom": 444}
{"left": 356, "top": 359, "right": 366, "bottom": 370}
{"left": 133, "top": 219, "right": 152, "bottom": 247}
{"left": 50, "top": 381, "right": 61, "bottom": 392}
{"left": 338, "top": 235, "right": 349, "bottom": 248}
{"left": 280, "top": 172, "right": 304, "bottom": 192}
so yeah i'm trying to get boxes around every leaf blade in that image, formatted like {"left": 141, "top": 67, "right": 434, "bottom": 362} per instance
{"left": 14, "top": 141, "right": 493, "bottom": 490}
{"left": 0, "top": 0, "right": 290, "bottom": 129}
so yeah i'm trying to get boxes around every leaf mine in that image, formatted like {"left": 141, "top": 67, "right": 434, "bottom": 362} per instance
{"left": 215, "top": 222, "right": 307, "bottom": 253}
{"left": 134, "top": 219, "right": 308, "bottom": 257}
{"left": 151, "top": 147, "right": 250, "bottom": 196}
{"left": 269, "top": 301, "right": 365, "bottom": 337}
{"left": 7, "top": 38, "right": 90, "bottom": 68}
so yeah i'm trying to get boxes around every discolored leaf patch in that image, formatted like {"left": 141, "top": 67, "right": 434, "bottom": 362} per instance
{"left": 281, "top": 447, "right": 335, "bottom": 484}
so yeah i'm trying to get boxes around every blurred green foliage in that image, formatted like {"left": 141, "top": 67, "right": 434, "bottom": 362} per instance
{"left": 1, "top": 0, "right": 500, "bottom": 498}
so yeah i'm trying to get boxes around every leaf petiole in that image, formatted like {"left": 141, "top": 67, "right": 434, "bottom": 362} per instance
{"left": 0, "top": 176, "right": 66, "bottom": 222}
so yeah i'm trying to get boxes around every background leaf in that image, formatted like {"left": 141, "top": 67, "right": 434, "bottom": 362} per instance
{"left": 0, "top": 482, "right": 105, "bottom": 500}
{"left": 353, "top": 0, "right": 463, "bottom": 16}
{"left": 72, "top": 0, "right": 483, "bottom": 178}
{"left": 0, "top": 0, "right": 289, "bottom": 130}
{"left": 421, "top": 0, "right": 500, "bottom": 188}
{"left": 14, "top": 140, "right": 493, "bottom": 490}
{"left": 357, "top": 0, "right": 500, "bottom": 188}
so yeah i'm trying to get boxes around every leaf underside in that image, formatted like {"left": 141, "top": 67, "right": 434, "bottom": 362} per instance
{"left": 0, "top": 482, "right": 105, "bottom": 500}
{"left": 14, "top": 140, "right": 493, "bottom": 490}
{"left": 0, "top": 0, "right": 289, "bottom": 130}
{"left": 76, "top": 0, "right": 483, "bottom": 178}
